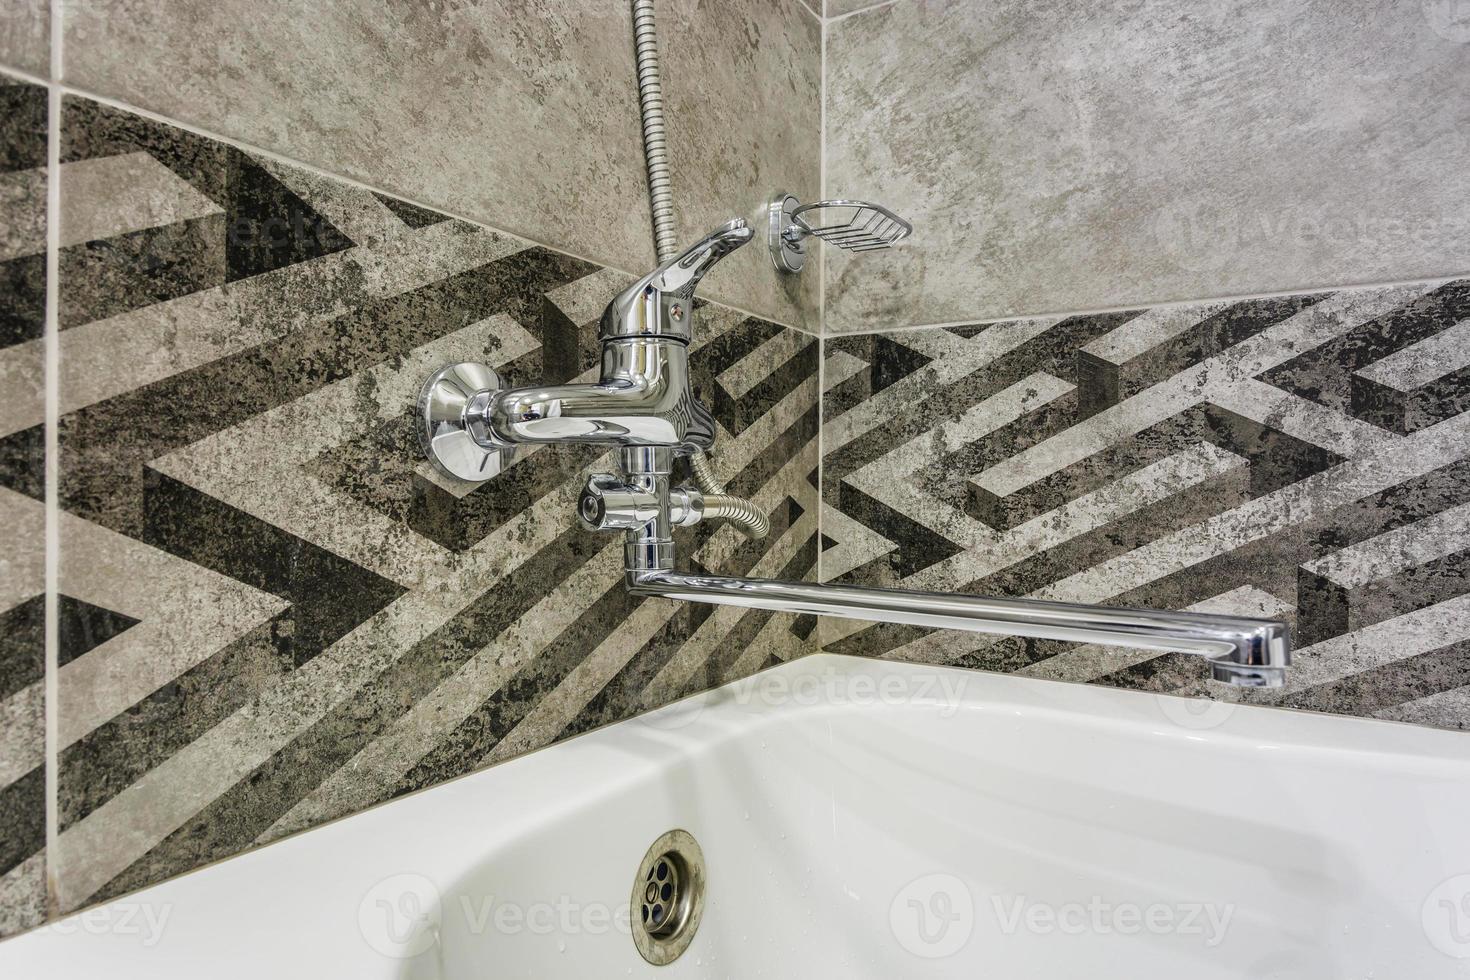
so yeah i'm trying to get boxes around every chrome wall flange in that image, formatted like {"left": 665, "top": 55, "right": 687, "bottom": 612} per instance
{"left": 767, "top": 190, "right": 913, "bottom": 276}
{"left": 767, "top": 191, "right": 807, "bottom": 274}
{"left": 418, "top": 362, "right": 515, "bottom": 482}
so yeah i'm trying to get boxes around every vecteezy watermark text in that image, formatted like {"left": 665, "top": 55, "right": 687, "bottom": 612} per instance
{"left": 1152, "top": 205, "right": 1470, "bottom": 275}
{"left": 729, "top": 665, "right": 968, "bottom": 717}
{"left": 991, "top": 895, "right": 1235, "bottom": 947}
{"left": 42, "top": 903, "right": 173, "bottom": 948}
{"left": 455, "top": 894, "right": 633, "bottom": 937}
{"left": 889, "top": 874, "right": 1238, "bottom": 959}
{"left": 1423, "top": 874, "right": 1470, "bottom": 959}
{"left": 357, "top": 874, "right": 634, "bottom": 959}
{"left": 639, "top": 663, "right": 970, "bottom": 730}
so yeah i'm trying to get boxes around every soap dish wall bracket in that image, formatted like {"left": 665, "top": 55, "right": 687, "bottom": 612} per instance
{"left": 767, "top": 191, "right": 912, "bottom": 276}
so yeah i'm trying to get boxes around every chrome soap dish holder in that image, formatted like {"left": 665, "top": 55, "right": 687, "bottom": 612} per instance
{"left": 767, "top": 192, "right": 912, "bottom": 275}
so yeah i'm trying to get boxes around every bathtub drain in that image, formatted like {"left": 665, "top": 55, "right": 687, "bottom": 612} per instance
{"left": 630, "top": 829, "right": 706, "bottom": 965}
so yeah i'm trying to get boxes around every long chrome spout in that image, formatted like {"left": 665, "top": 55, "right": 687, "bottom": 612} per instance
{"left": 628, "top": 572, "right": 1291, "bottom": 688}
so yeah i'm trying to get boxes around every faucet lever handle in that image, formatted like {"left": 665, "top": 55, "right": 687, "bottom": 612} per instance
{"left": 652, "top": 218, "right": 754, "bottom": 299}
{"left": 600, "top": 218, "right": 754, "bottom": 343}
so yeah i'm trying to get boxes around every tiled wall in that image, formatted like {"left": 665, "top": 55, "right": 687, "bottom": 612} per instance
{"left": 821, "top": 281, "right": 1470, "bottom": 728}
{"left": 6, "top": 0, "right": 1468, "bottom": 947}
{"left": 50, "top": 98, "right": 818, "bottom": 916}
{"left": 822, "top": 0, "right": 1470, "bottom": 332}
{"left": 0, "top": 76, "right": 48, "bottom": 939}
{"left": 659, "top": 0, "right": 821, "bottom": 330}
{"left": 0, "top": 0, "right": 821, "bottom": 939}
{"left": 60, "top": 0, "right": 821, "bottom": 329}
{"left": 816, "top": 0, "right": 1470, "bottom": 730}
{"left": 0, "top": 0, "right": 48, "bottom": 76}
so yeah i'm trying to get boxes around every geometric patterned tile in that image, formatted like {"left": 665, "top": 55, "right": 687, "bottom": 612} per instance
{"left": 823, "top": 279, "right": 1470, "bottom": 730}
{"left": 56, "top": 595, "right": 139, "bottom": 667}
{"left": 48, "top": 97, "right": 820, "bottom": 915}
{"left": 0, "top": 74, "right": 47, "bottom": 940}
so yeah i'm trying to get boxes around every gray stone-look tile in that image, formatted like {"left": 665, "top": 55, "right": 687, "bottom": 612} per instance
{"left": 820, "top": 278, "right": 1470, "bottom": 729}
{"left": 46, "top": 96, "right": 820, "bottom": 913}
{"left": 0, "top": 75, "right": 47, "bottom": 940}
{"left": 824, "top": 0, "right": 1470, "bottom": 333}
{"left": 658, "top": 0, "right": 822, "bottom": 332}
{"left": 826, "top": 0, "right": 889, "bottom": 17}
{"left": 61, "top": 0, "right": 655, "bottom": 286}
{"left": 0, "top": 0, "right": 48, "bottom": 77}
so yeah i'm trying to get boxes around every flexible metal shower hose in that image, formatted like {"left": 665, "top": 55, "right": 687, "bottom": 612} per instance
{"left": 690, "top": 450, "right": 769, "bottom": 540}
{"left": 631, "top": 0, "right": 766, "bottom": 541}
{"left": 631, "top": 0, "right": 677, "bottom": 265}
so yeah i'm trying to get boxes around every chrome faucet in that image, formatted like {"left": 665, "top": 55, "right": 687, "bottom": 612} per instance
{"left": 427, "top": 218, "right": 752, "bottom": 461}
{"left": 419, "top": 218, "right": 770, "bottom": 565}
{"left": 418, "top": 219, "right": 1291, "bottom": 687}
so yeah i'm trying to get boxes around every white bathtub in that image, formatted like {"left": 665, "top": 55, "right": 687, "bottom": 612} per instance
{"left": 6, "top": 655, "right": 1470, "bottom": 978}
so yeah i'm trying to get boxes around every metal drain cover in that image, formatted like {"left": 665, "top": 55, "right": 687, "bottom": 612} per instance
{"left": 630, "top": 829, "right": 706, "bottom": 965}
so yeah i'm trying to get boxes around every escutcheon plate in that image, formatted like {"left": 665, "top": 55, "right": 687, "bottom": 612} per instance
{"left": 418, "top": 362, "right": 513, "bottom": 483}
{"left": 767, "top": 191, "right": 807, "bottom": 274}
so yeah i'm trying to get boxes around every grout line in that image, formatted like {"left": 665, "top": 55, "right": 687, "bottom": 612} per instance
{"left": 826, "top": 272, "right": 1470, "bottom": 338}
{"left": 0, "top": 62, "right": 48, "bottom": 86}
{"left": 704, "top": 296, "right": 819, "bottom": 337}
{"left": 815, "top": 2, "right": 828, "bottom": 597}
{"left": 826, "top": 0, "right": 901, "bottom": 25}
{"left": 7, "top": 76, "right": 820, "bottom": 339}
{"left": 811, "top": 337, "right": 823, "bottom": 590}
{"left": 818, "top": 11, "right": 827, "bottom": 335}
{"left": 49, "top": 84, "right": 642, "bottom": 277}
{"left": 43, "top": 0, "right": 62, "bottom": 922}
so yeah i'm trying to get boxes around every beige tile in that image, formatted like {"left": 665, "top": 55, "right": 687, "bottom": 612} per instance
{"left": 60, "top": 152, "right": 222, "bottom": 247}
{"left": 658, "top": 0, "right": 822, "bottom": 331}
{"left": 0, "top": 491, "right": 44, "bottom": 938}
{"left": 61, "top": 0, "right": 655, "bottom": 278}
{"left": 0, "top": 75, "right": 47, "bottom": 938}
{"left": 826, "top": 0, "right": 889, "bottom": 16}
{"left": 0, "top": 169, "right": 46, "bottom": 261}
{"left": 824, "top": 0, "right": 1470, "bottom": 332}
{"left": 0, "top": 854, "right": 46, "bottom": 939}
{"left": 0, "top": 0, "right": 48, "bottom": 76}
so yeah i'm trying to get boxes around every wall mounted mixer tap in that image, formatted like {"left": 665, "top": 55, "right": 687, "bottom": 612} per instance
{"left": 417, "top": 219, "right": 1291, "bottom": 687}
